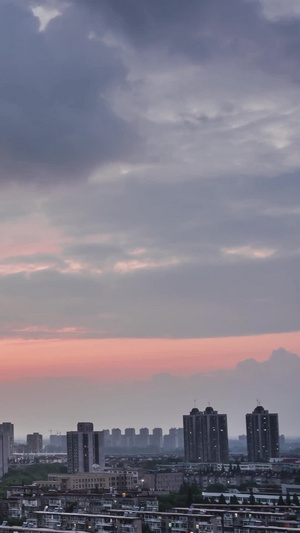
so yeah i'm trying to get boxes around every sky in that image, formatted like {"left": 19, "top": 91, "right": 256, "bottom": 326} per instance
{"left": 1, "top": 0, "right": 300, "bottom": 437}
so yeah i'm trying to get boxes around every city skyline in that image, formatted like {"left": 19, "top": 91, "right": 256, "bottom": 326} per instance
{"left": 0, "top": 0, "right": 300, "bottom": 436}
{"left": 2, "top": 403, "right": 282, "bottom": 445}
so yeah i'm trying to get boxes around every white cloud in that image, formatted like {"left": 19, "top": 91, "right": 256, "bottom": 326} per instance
{"left": 223, "top": 246, "right": 276, "bottom": 260}
{"left": 259, "top": 0, "right": 300, "bottom": 21}
{"left": 31, "top": 3, "right": 63, "bottom": 31}
{"left": 113, "top": 257, "right": 180, "bottom": 274}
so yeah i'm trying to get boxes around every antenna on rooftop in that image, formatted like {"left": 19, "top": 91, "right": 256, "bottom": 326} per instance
{"left": 256, "top": 398, "right": 261, "bottom": 406}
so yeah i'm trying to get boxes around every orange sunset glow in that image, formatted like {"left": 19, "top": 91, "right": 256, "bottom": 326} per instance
{"left": 1, "top": 331, "right": 300, "bottom": 382}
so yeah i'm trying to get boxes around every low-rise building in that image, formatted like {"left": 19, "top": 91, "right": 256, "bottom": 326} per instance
{"left": 44, "top": 470, "right": 138, "bottom": 491}
{"left": 34, "top": 509, "right": 216, "bottom": 533}
{"left": 142, "top": 471, "right": 183, "bottom": 493}
{"left": 35, "top": 510, "right": 142, "bottom": 533}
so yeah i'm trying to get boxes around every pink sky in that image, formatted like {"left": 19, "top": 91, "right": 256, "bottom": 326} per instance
{"left": 1, "top": 330, "right": 299, "bottom": 382}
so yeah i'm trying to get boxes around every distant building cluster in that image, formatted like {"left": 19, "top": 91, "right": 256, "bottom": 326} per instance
{"left": 0, "top": 403, "right": 281, "bottom": 484}
{"left": 183, "top": 404, "right": 280, "bottom": 464}
{"left": 103, "top": 427, "right": 184, "bottom": 451}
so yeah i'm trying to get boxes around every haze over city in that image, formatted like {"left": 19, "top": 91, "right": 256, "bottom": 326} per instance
{"left": 0, "top": 0, "right": 300, "bottom": 437}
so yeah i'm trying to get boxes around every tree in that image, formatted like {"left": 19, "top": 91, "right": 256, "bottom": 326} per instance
{"left": 278, "top": 495, "right": 285, "bottom": 506}
{"left": 249, "top": 488, "right": 256, "bottom": 506}
{"left": 230, "top": 495, "right": 238, "bottom": 504}
{"left": 8, "top": 519, "right": 24, "bottom": 527}
{"left": 292, "top": 493, "right": 299, "bottom": 506}
{"left": 286, "top": 493, "right": 291, "bottom": 506}
{"left": 218, "top": 494, "right": 226, "bottom": 504}
{"left": 194, "top": 493, "right": 204, "bottom": 504}
{"left": 187, "top": 487, "right": 193, "bottom": 507}
{"left": 207, "top": 483, "right": 226, "bottom": 492}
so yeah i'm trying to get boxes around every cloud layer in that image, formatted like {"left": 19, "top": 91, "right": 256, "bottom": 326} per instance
{"left": 0, "top": 0, "right": 299, "bottom": 340}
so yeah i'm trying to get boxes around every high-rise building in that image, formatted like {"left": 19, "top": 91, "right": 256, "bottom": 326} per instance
{"left": 67, "top": 422, "right": 104, "bottom": 474}
{"left": 246, "top": 405, "right": 280, "bottom": 462}
{"left": 137, "top": 428, "right": 149, "bottom": 448}
{"left": 102, "top": 429, "right": 111, "bottom": 447}
{"left": 111, "top": 428, "right": 122, "bottom": 447}
{"left": 183, "top": 406, "right": 229, "bottom": 463}
{"left": 164, "top": 428, "right": 179, "bottom": 450}
{"left": 0, "top": 429, "right": 9, "bottom": 479}
{"left": 151, "top": 428, "right": 163, "bottom": 450}
{"left": 27, "top": 433, "right": 43, "bottom": 453}
{"left": 124, "top": 428, "right": 136, "bottom": 448}
{"left": 0, "top": 423, "right": 14, "bottom": 455}
{"left": 177, "top": 427, "right": 184, "bottom": 449}
{"left": 49, "top": 434, "right": 67, "bottom": 452}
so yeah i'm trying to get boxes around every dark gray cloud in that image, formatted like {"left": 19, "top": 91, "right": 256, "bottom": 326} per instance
{"left": 78, "top": 0, "right": 300, "bottom": 81}
{"left": 0, "top": 251, "right": 298, "bottom": 338}
{"left": 1, "top": 0, "right": 300, "bottom": 185}
{"left": 0, "top": 0, "right": 137, "bottom": 183}
{"left": 48, "top": 173, "right": 300, "bottom": 256}
{"left": 78, "top": 0, "right": 265, "bottom": 59}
